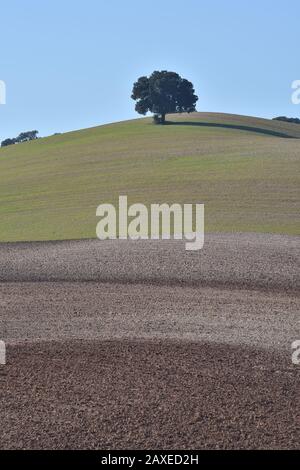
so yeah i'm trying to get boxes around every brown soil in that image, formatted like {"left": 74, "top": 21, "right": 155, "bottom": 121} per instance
{"left": 0, "top": 234, "right": 299, "bottom": 449}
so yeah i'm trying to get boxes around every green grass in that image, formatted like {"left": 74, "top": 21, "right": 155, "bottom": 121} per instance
{"left": 0, "top": 112, "right": 299, "bottom": 242}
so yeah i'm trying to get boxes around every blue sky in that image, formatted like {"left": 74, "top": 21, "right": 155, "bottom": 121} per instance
{"left": 0, "top": 0, "right": 299, "bottom": 142}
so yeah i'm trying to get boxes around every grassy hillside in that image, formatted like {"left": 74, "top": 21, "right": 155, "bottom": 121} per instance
{"left": 0, "top": 112, "right": 299, "bottom": 242}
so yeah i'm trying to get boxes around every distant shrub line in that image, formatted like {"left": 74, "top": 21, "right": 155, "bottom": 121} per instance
{"left": 273, "top": 116, "right": 300, "bottom": 124}
{"left": 1, "top": 130, "right": 39, "bottom": 147}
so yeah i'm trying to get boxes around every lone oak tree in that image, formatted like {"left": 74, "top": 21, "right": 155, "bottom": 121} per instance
{"left": 131, "top": 70, "right": 198, "bottom": 124}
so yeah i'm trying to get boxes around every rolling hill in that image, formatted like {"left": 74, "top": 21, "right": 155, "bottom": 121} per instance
{"left": 0, "top": 112, "right": 299, "bottom": 242}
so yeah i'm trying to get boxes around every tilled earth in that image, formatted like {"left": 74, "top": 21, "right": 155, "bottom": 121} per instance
{"left": 0, "top": 234, "right": 299, "bottom": 449}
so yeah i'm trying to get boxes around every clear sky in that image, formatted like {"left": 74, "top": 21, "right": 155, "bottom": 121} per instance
{"left": 0, "top": 0, "right": 299, "bottom": 142}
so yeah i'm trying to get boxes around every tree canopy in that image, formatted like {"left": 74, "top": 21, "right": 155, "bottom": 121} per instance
{"left": 131, "top": 70, "right": 198, "bottom": 124}
{"left": 1, "top": 138, "right": 16, "bottom": 147}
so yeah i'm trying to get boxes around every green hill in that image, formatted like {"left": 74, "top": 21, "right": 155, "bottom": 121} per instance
{"left": 0, "top": 112, "right": 299, "bottom": 242}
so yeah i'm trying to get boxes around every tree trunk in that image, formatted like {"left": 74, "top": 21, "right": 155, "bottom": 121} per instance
{"left": 161, "top": 113, "right": 166, "bottom": 124}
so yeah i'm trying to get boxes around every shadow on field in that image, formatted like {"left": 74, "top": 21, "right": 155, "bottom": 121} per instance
{"left": 166, "top": 120, "right": 297, "bottom": 138}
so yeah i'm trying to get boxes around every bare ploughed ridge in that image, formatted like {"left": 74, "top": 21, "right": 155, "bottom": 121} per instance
{"left": 0, "top": 233, "right": 299, "bottom": 292}
{"left": 1, "top": 232, "right": 299, "bottom": 351}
